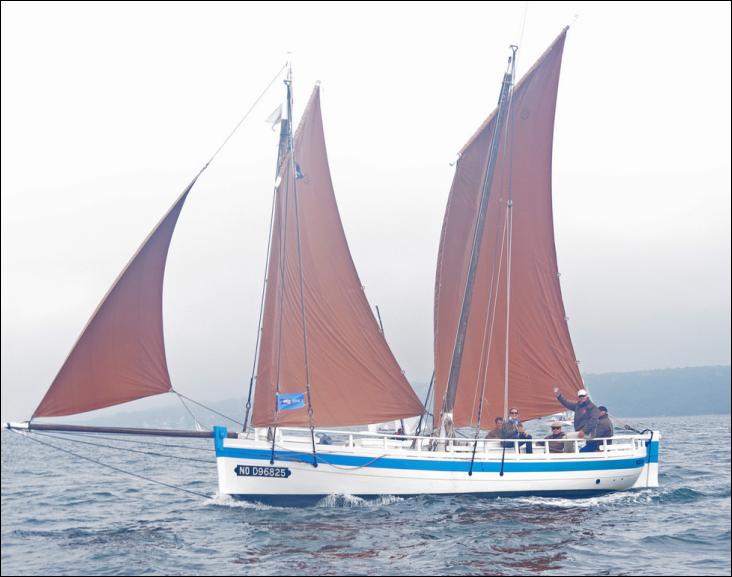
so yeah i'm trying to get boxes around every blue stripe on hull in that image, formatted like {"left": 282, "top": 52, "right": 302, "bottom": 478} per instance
{"left": 213, "top": 428, "right": 657, "bottom": 474}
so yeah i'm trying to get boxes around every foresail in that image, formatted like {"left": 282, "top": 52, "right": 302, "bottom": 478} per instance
{"left": 434, "top": 28, "right": 583, "bottom": 428}
{"left": 251, "top": 86, "right": 423, "bottom": 428}
{"left": 33, "top": 178, "right": 197, "bottom": 418}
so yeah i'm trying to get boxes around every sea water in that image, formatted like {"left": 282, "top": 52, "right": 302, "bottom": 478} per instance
{"left": 2, "top": 414, "right": 730, "bottom": 576}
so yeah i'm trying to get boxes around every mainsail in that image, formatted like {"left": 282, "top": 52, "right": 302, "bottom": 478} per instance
{"left": 251, "top": 86, "right": 423, "bottom": 428}
{"left": 434, "top": 28, "right": 583, "bottom": 429}
{"left": 33, "top": 177, "right": 199, "bottom": 418}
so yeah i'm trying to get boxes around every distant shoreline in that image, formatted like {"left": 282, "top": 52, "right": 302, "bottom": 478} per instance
{"left": 6, "top": 365, "right": 729, "bottom": 425}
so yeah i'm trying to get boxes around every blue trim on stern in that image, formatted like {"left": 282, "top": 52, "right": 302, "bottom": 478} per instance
{"left": 646, "top": 440, "right": 660, "bottom": 464}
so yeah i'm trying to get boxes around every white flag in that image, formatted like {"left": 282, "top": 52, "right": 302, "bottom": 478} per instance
{"left": 265, "top": 104, "right": 282, "bottom": 131}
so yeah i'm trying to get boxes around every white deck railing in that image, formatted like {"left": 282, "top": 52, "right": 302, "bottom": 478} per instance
{"left": 242, "top": 427, "right": 650, "bottom": 457}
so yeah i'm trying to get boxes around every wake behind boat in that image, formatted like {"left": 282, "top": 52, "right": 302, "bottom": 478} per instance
{"left": 6, "top": 27, "right": 660, "bottom": 502}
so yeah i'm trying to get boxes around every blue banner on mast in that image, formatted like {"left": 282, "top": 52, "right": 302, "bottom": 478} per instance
{"left": 276, "top": 393, "right": 305, "bottom": 411}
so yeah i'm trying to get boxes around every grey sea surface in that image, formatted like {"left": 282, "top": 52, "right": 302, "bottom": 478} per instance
{"left": 1, "top": 414, "right": 730, "bottom": 576}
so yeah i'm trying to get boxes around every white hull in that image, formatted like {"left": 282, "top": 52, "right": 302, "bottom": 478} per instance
{"left": 214, "top": 427, "right": 659, "bottom": 501}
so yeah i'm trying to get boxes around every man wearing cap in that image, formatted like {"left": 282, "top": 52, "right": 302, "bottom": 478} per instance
{"left": 580, "top": 406, "right": 614, "bottom": 453}
{"left": 552, "top": 387, "right": 600, "bottom": 439}
{"left": 538, "top": 422, "right": 567, "bottom": 453}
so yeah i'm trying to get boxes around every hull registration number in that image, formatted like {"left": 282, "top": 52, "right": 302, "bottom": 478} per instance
{"left": 234, "top": 464, "right": 291, "bottom": 478}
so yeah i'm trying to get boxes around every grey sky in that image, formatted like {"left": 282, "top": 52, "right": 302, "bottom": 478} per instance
{"left": 2, "top": 1, "right": 730, "bottom": 422}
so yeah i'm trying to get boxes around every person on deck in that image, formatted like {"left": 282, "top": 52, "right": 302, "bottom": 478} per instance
{"left": 500, "top": 408, "right": 520, "bottom": 449}
{"left": 515, "top": 422, "right": 534, "bottom": 454}
{"left": 537, "top": 421, "right": 567, "bottom": 453}
{"left": 580, "top": 405, "right": 614, "bottom": 453}
{"left": 502, "top": 408, "right": 521, "bottom": 435}
{"left": 594, "top": 406, "right": 613, "bottom": 441}
{"left": 552, "top": 387, "right": 599, "bottom": 440}
{"left": 485, "top": 417, "right": 504, "bottom": 439}
{"left": 500, "top": 408, "right": 533, "bottom": 453}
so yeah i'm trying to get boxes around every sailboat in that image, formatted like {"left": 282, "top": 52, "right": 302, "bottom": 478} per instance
{"left": 6, "top": 28, "right": 659, "bottom": 502}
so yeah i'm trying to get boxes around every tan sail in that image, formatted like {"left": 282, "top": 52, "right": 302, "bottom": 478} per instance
{"left": 434, "top": 28, "right": 583, "bottom": 428}
{"left": 252, "top": 86, "right": 423, "bottom": 428}
{"left": 33, "top": 178, "right": 198, "bottom": 418}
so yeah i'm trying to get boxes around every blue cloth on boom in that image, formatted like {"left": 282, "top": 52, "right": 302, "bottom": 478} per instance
{"left": 277, "top": 392, "right": 305, "bottom": 411}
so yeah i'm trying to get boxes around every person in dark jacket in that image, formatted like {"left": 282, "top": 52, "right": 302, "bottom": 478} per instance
{"left": 580, "top": 406, "right": 614, "bottom": 452}
{"left": 553, "top": 387, "right": 599, "bottom": 438}
{"left": 500, "top": 408, "right": 532, "bottom": 453}
{"left": 485, "top": 417, "right": 504, "bottom": 439}
{"left": 515, "top": 422, "right": 533, "bottom": 454}
{"left": 537, "top": 422, "right": 568, "bottom": 453}
{"left": 503, "top": 408, "right": 521, "bottom": 435}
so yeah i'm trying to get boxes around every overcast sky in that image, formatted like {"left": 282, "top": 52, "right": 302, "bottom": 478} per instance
{"left": 2, "top": 1, "right": 730, "bottom": 422}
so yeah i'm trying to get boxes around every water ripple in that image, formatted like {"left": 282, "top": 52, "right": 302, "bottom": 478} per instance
{"left": 2, "top": 415, "right": 731, "bottom": 575}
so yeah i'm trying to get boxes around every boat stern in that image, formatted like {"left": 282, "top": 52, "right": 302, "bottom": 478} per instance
{"left": 631, "top": 431, "right": 660, "bottom": 488}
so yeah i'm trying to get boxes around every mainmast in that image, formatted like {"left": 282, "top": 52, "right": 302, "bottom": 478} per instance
{"left": 502, "top": 46, "right": 518, "bottom": 420}
{"left": 285, "top": 63, "right": 319, "bottom": 466}
{"left": 439, "top": 49, "right": 517, "bottom": 437}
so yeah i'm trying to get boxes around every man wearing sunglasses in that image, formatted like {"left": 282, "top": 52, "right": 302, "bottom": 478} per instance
{"left": 501, "top": 408, "right": 533, "bottom": 454}
{"left": 537, "top": 421, "right": 568, "bottom": 453}
{"left": 500, "top": 408, "right": 521, "bottom": 438}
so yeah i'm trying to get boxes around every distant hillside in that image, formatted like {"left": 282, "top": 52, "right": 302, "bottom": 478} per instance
{"left": 411, "top": 366, "right": 731, "bottom": 418}
{"left": 582, "top": 366, "right": 730, "bottom": 417}
{"left": 76, "top": 365, "right": 730, "bottom": 427}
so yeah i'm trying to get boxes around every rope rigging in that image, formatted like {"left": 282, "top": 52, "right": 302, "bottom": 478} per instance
{"left": 269, "top": 68, "right": 293, "bottom": 466}
{"left": 36, "top": 430, "right": 214, "bottom": 452}
{"left": 31, "top": 430, "right": 215, "bottom": 464}
{"left": 438, "top": 42, "right": 518, "bottom": 436}
{"left": 414, "top": 371, "right": 435, "bottom": 437}
{"left": 176, "top": 392, "right": 206, "bottom": 431}
{"left": 269, "top": 64, "right": 296, "bottom": 465}
{"left": 203, "top": 62, "right": 288, "bottom": 170}
{"left": 286, "top": 71, "right": 319, "bottom": 468}
{"left": 264, "top": 62, "right": 318, "bottom": 469}
{"left": 270, "top": 440, "right": 388, "bottom": 471}
{"left": 8, "top": 428, "right": 213, "bottom": 500}
{"left": 243, "top": 63, "right": 293, "bottom": 432}
{"left": 173, "top": 390, "right": 244, "bottom": 428}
